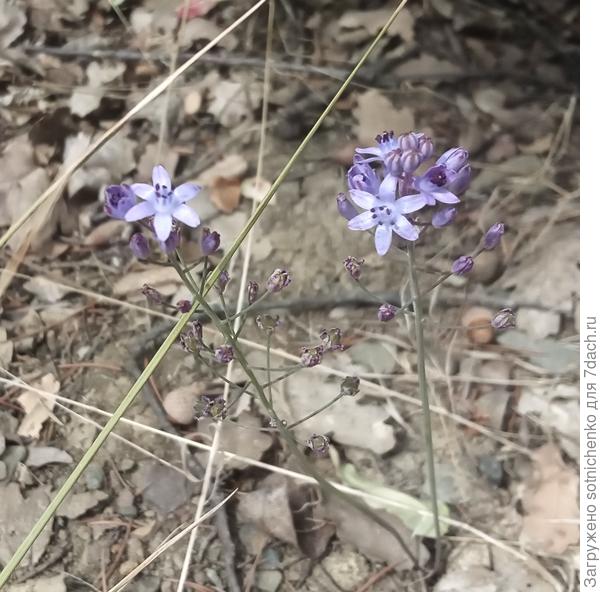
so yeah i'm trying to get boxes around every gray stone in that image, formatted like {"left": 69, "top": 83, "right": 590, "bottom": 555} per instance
{"left": 256, "top": 570, "right": 282, "bottom": 592}
{"left": 84, "top": 462, "right": 105, "bottom": 490}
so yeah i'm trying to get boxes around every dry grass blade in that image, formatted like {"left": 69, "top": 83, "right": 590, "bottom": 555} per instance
{"left": 106, "top": 489, "right": 237, "bottom": 592}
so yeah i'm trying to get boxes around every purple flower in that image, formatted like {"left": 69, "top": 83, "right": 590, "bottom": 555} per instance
{"left": 142, "top": 284, "right": 163, "bottom": 304}
{"left": 347, "top": 162, "right": 380, "bottom": 194}
{"left": 378, "top": 303, "right": 397, "bottom": 322}
{"left": 347, "top": 180, "right": 423, "bottom": 255}
{"left": 491, "top": 308, "right": 516, "bottom": 330}
{"left": 432, "top": 207, "right": 457, "bottom": 228}
{"left": 436, "top": 147, "right": 471, "bottom": 194}
{"left": 125, "top": 165, "right": 201, "bottom": 241}
{"left": 216, "top": 270, "right": 230, "bottom": 293}
{"left": 355, "top": 130, "right": 401, "bottom": 164}
{"left": 214, "top": 345, "right": 234, "bottom": 364}
{"left": 105, "top": 184, "right": 136, "bottom": 219}
{"left": 337, "top": 193, "right": 359, "bottom": 221}
{"left": 129, "top": 233, "right": 151, "bottom": 259}
{"left": 300, "top": 345, "right": 324, "bottom": 368}
{"left": 247, "top": 280, "right": 259, "bottom": 304}
{"left": 201, "top": 228, "right": 221, "bottom": 255}
{"left": 177, "top": 299, "right": 192, "bottom": 313}
{"left": 483, "top": 223, "right": 505, "bottom": 250}
{"left": 267, "top": 269, "right": 291, "bottom": 293}
{"left": 409, "top": 165, "right": 462, "bottom": 206}
{"left": 451, "top": 255, "right": 474, "bottom": 276}
{"left": 158, "top": 229, "right": 181, "bottom": 254}
{"left": 343, "top": 256, "right": 364, "bottom": 281}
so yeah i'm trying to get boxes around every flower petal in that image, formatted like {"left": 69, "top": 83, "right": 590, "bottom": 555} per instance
{"left": 348, "top": 211, "right": 378, "bottom": 231}
{"left": 152, "top": 165, "right": 172, "bottom": 191}
{"left": 173, "top": 183, "right": 201, "bottom": 203}
{"left": 396, "top": 194, "right": 428, "bottom": 213}
{"left": 378, "top": 174, "right": 397, "bottom": 203}
{"left": 124, "top": 200, "right": 155, "bottom": 221}
{"left": 392, "top": 216, "right": 419, "bottom": 241}
{"left": 153, "top": 213, "right": 173, "bottom": 241}
{"left": 355, "top": 146, "right": 383, "bottom": 159}
{"left": 374, "top": 224, "right": 392, "bottom": 255}
{"left": 349, "top": 189, "right": 378, "bottom": 210}
{"left": 172, "top": 204, "right": 200, "bottom": 228}
{"left": 433, "top": 189, "right": 460, "bottom": 204}
{"left": 130, "top": 183, "right": 155, "bottom": 200}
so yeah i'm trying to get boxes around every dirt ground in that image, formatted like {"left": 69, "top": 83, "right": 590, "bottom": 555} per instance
{"left": 0, "top": 0, "right": 579, "bottom": 591}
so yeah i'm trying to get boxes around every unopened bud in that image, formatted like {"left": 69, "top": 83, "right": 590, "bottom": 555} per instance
{"left": 267, "top": 269, "right": 291, "bottom": 293}
{"left": 340, "top": 376, "right": 360, "bottom": 397}
{"left": 491, "top": 308, "right": 516, "bottom": 330}
{"left": 129, "top": 233, "right": 151, "bottom": 259}
{"left": 377, "top": 303, "right": 397, "bottom": 322}
{"left": 451, "top": 255, "right": 474, "bottom": 276}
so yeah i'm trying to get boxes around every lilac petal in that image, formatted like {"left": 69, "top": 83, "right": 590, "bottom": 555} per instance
{"left": 131, "top": 183, "right": 155, "bottom": 200}
{"left": 374, "top": 224, "right": 392, "bottom": 255}
{"left": 154, "top": 213, "right": 173, "bottom": 241}
{"left": 433, "top": 189, "right": 460, "bottom": 204}
{"left": 349, "top": 189, "right": 378, "bottom": 209}
{"left": 348, "top": 211, "right": 378, "bottom": 231}
{"left": 396, "top": 194, "right": 428, "bottom": 214}
{"left": 125, "top": 200, "right": 156, "bottom": 221}
{"left": 378, "top": 174, "right": 397, "bottom": 203}
{"left": 392, "top": 216, "right": 419, "bottom": 241}
{"left": 355, "top": 146, "right": 383, "bottom": 159}
{"left": 173, "top": 183, "right": 201, "bottom": 203}
{"left": 172, "top": 204, "right": 200, "bottom": 228}
{"left": 152, "top": 165, "right": 172, "bottom": 191}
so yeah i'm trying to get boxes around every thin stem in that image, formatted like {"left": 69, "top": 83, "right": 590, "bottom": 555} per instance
{"left": 286, "top": 392, "right": 345, "bottom": 430}
{"left": 266, "top": 333, "right": 273, "bottom": 406}
{"left": 407, "top": 244, "right": 442, "bottom": 570}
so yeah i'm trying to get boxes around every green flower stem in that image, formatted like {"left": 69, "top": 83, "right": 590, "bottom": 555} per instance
{"left": 286, "top": 392, "right": 345, "bottom": 430}
{"left": 266, "top": 333, "right": 273, "bottom": 406}
{"left": 407, "top": 244, "right": 442, "bottom": 569}
{"left": 0, "top": 3, "right": 408, "bottom": 583}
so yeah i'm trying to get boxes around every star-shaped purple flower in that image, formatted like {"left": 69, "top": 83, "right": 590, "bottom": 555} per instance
{"left": 347, "top": 178, "right": 423, "bottom": 256}
{"left": 125, "top": 165, "right": 201, "bottom": 241}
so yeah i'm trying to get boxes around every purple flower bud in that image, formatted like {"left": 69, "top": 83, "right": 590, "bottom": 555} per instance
{"left": 418, "top": 135, "right": 434, "bottom": 160}
{"left": 451, "top": 255, "right": 474, "bottom": 276}
{"left": 201, "top": 228, "right": 221, "bottom": 255}
{"left": 491, "top": 308, "right": 516, "bottom": 330}
{"left": 247, "top": 280, "right": 259, "bottom": 304}
{"left": 347, "top": 163, "right": 379, "bottom": 194}
{"left": 214, "top": 345, "right": 234, "bottom": 364}
{"left": 437, "top": 147, "right": 469, "bottom": 172}
{"left": 177, "top": 299, "right": 192, "bottom": 313}
{"left": 267, "top": 269, "right": 291, "bottom": 293}
{"left": 142, "top": 284, "right": 163, "bottom": 305}
{"left": 432, "top": 207, "right": 457, "bottom": 228}
{"left": 216, "top": 270, "right": 230, "bottom": 293}
{"left": 300, "top": 345, "right": 324, "bottom": 368}
{"left": 159, "top": 229, "right": 180, "bottom": 254}
{"left": 399, "top": 149, "right": 422, "bottom": 174}
{"left": 256, "top": 314, "right": 280, "bottom": 333}
{"left": 343, "top": 256, "right": 364, "bottom": 281}
{"left": 340, "top": 376, "right": 360, "bottom": 397}
{"left": 305, "top": 433, "right": 330, "bottom": 457}
{"left": 399, "top": 132, "right": 419, "bottom": 151}
{"left": 337, "top": 193, "right": 359, "bottom": 221}
{"left": 195, "top": 395, "right": 226, "bottom": 420}
{"left": 383, "top": 149, "right": 404, "bottom": 177}
{"left": 446, "top": 164, "right": 471, "bottom": 194}
{"left": 104, "top": 184, "right": 136, "bottom": 219}
{"left": 129, "top": 233, "right": 151, "bottom": 259}
{"left": 377, "top": 303, "right": 397, "bottom": 322}
{"left": 483, "top": 223, "right": 505, "bottom": 250}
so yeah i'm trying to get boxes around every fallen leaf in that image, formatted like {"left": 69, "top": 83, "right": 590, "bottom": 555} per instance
{"left": 208, "top": 79, "right": 259, "bottom": 128}
{"left": 17, "top": 374, "right": 60, "bottom": 438}
{"left": 353, "top": 89, "right": 414, "bottom": 146}
{"left": 112, "top": 266, "right": 183, "bottom": 296}
{"left": 26, "top": 446, "right": 74, "bottom": 468}
{"left": 349, "top": 340, "right": 397, "bottom": 374}
{"left": 132, "top": 461, "right": 191, "bottom": 514}
{"left": 339, "top": 8, "right": 414, "bottom": 43}
{"left": 57, "top": 491, "right": 109, "bottom": 519}
{"left": 6, "top": 575, "right": 66, "bottom": 592}
{"left": 23, "top": 275, "right": 70, "bottom": 303}
{"left": 210, "top": 176, "right": 242, "bottom": 213}
{"left": 83, "top": 219, "right": 128, "bottom": 247}
{"left": 0, "top": 0, "right": 26, "bottom": 49}
{"left": 520, "top": 444, "right": 578, "bottom": 554}
{"left": 69, "top": 61, "right": 126, "bottom": 117}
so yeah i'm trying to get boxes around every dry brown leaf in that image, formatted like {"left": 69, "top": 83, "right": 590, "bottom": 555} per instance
{"left": 17, "top": 374, "right": 60, "bottom": 438}
{"left": 520, "top": 444, "right": 578, "bottom": 554}
{"left": 339, "top": 8, "right": 414, "bottom": 43}
{"left": 83, "top": 219, "right": 128, "bottom": 247}
{"left": 353, "top": 89, "right": 414, "bottom": 146}
{"left": 112, "top": 266, "right": 183, "bottom": 297}
{"left": 210, "top": 176, "right": 241, "bottom": 213}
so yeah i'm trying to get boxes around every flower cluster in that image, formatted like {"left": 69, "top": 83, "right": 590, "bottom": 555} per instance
{"left": 342, "top": 131, "right": 472, "bottom": 255}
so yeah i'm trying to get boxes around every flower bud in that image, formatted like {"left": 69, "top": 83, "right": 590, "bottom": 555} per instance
{"left": 383, "top": 149, "right": 404, "bottom": 177}
{"left": 337, "top": 193, "right": 358, "bottom": 221}
{"left": 305, "top": 433, "right": 330, "bottom": 457}
{"left": 216, "top": 271, "right": 230, "bottom": 293}
{"left": 320, "top": 328, "right": 345, "bottom": 351}
{"left": 431, "top": 207, "right": 457, "bottom": 228}
{"left": 447, "top": 164, "right": 471, "bottom": 194}
{"left": 451, "top": 255, "right": 474, "bottom": 276}
{"left": 340, "top": 376, "right": 360, "bottom": 397}
{"left": 142, "top": 284, "right": 163, "bottom": 305}
{"left": 437, "top": 147, "right": 469, "bottom": 172}
{"left": 399, "top": 132, "right": 419, "bottom": 151}
{"left": 214, "top": 345, "right": 234, "bottom": 364}
{"left": 377, "top": 303, "right": 397, "bottom": 322}
{"left": 343, "top": 256, "right": 364, "bottom": 281}
{"left": 201, "top": 228, "right": 221, "bottom": 255}
{"left": 177, "top": 299, "right": 192, "bottom": 313}
{"left": 159, "top": 229, "right": 180, "bottom": 254}
{"left": 180, "top": 320, "right": 203, "bottom": 352}
{"left": 104, "top": 184, "right": 136, "bottom": 219}
{"left": 267, "top": 269, "right": 291, "bottom": 293}
{"left": 256, "top": 314, "right": 280, "bottom": 333}
{"left": 483, "top": 223, "right": 505, "bottom": 250}
{"left": 300, "top": 345, "right": 324, "bottom": 368}
{"left": 129, "top": 233, "right": 151, "bottom": 259}
{"left": 418, "top": 135, "right": 434, "bottom": 160}
{"left": 400, "top": 149, "right": 422, "bottom": 174}
{"left": 347, "top": 163, "right": 379, "bottom": 194}
{"left": 247, "top": 280, "right": 259, "bottom": 304}
{"left": 491, "top": 308, "right": 516, "bottom": 330}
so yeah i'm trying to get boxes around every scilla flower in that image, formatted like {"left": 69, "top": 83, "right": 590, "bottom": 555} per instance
{"left": 125, "top": 165, "right": 201, "bottom": 241}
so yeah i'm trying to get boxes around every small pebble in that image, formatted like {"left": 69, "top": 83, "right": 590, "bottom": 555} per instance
{"left": 84, "top": 462, "right": 105, "bottom": 490}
